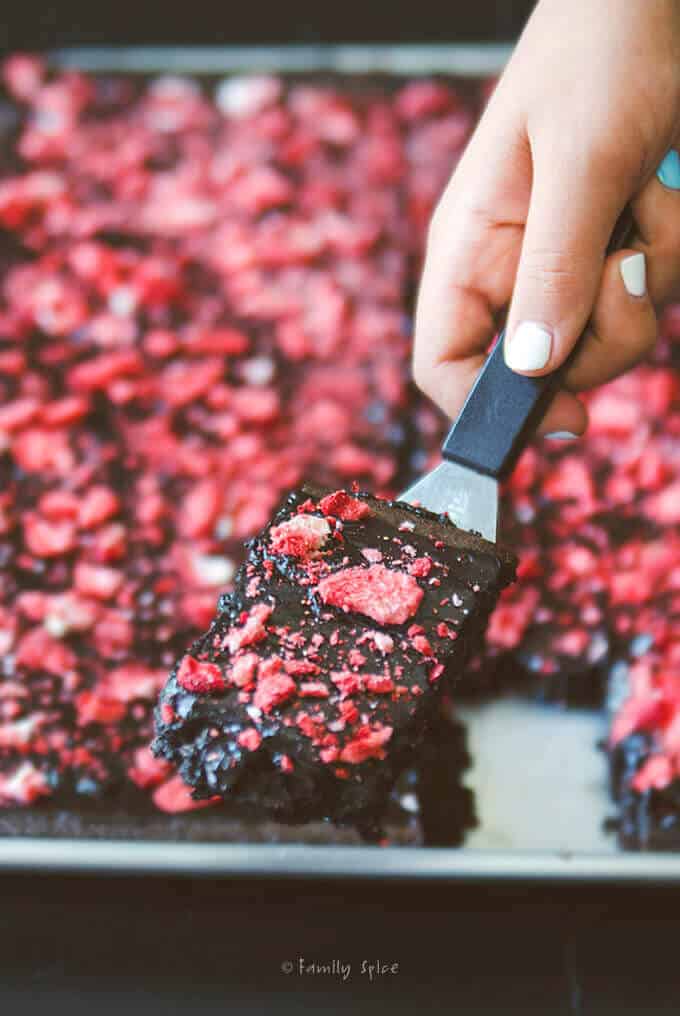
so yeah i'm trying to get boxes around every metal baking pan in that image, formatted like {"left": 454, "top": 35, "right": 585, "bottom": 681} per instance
{"left": 1, "top": 44, "right": 678, "bottom": 883}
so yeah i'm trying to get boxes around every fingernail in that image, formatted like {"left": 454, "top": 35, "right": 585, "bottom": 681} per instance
{"left": 620, "top": 252, "right": 646, "bottom": 297}
{"left": 545, "top": 431, "right": 579, "bottom": 440}
{"left": 657, "top": 149, "right": 680, "bottom": 190}
{"left": 505, "top": 322, "right": 552, "bottom": 372}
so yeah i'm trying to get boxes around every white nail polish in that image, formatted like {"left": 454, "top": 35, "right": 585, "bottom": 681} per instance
{"left": 620, "top": 253, "right": 646, "bottom": 297}
{"left": 505, "top": 322, "right": 552, "bottom": 372}
{"left": 545, "top": 431, "right": 579, "bottom": 440}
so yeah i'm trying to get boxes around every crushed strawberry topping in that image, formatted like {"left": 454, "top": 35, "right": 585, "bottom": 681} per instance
{"left": 319, "top": 490, "right": 371, "bottom": 521}
{"left": 269, "top": 514, "right": 331, "bottom": 558}
{"left": 317, "top": 564, "right": 424, "bottom": 625}
{"left": 176, "top": 655, "right": 226, "bottom": 694}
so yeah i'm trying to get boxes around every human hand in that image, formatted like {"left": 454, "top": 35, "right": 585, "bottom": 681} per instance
{"left": 414, "top": 0, "right": 680, "bottom": 438}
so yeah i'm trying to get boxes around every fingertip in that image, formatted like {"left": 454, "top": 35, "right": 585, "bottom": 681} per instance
{"left": 503, "top": 321, "right": 553, "bottom": 375}
{"left": 618, "top": 250, "right": 647, "bottom": 299}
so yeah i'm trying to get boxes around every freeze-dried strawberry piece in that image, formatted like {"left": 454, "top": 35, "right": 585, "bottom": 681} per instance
{"left": 106, "top": 665, "right": 166, "bottom": 702}
{"left": 331, "top": 671, "right": 362, "bottom": 698}
{"left": 75, "top": 689, "right": 127, "bottom": 726}
{"left": 179, "top": 479, "right": 222, "bottom": 539}
{"left": 223, "top": 602, "right": 273, "bottom": 653}
{"left": 631, "top": 755, "right": 674, "bottom": 793}
{"left": 299, "top": 681, "right": 329, "bottom": 698}
{"left": 253, "top": 665, "right": 296, "bottom": 713}
{"left": 363, "top": 674, "right": 395, "bottom": 694}
{"left": 644, "top": 483, "right": 680, "bottom": 525}
{"left": 160, "top": 358, "right": 225, "bottom": 407}
{"left": 73, "top": 562, "right": 123, "bottom": 600}
{"left": 41, "top": 395, "right": 90, "bottom": 426}
{"left": 128, "top": 746, "right": 173, "bottom": 789}
{"left": 317, "top": 563, "right": 423, "bottom": 625}
{"left": 229, "top": 652, "right": 259, "bottom": 688}
{"left": 338, "top": 723, "right": 393, "bottom": 764}
{"left": 237, "top": 727, "right": 262, "bottom": 751}
{"left": 12, "top": 428, "right": 74, "bottom": 474}
{"left": 184, "top": 327, "right": 249, "bottom": 356}
{"left": 23, "top": 513, "right": 77, "bottom": 557}
{"left": 0, "top": 762, "right": 51, "bottom": 805}
{"left": 152, "top": 775, "right": 219, "bottom": 814}
{"left": 269, "top": 513, "right": 330, "bottom": 558}
{"left": 68, "top": 350, "right": 144, "bottom": 391}
{"left": 0, "top": 398, "right": 39, "bottom": 431}
{"left": 176, "top": 655, "right": 226, "bottom": 694}
{"left": 318, "top": 490, "right": 371, "bottom": 520}
{"left": 78, "top": 487, "right": 120, "bottom": 529}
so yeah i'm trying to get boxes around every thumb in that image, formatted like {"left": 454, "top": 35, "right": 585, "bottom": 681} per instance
{"left": 504, "top": 141, "right": 630, "bottom": 376}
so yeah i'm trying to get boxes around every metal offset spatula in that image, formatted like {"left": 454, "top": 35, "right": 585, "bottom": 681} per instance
{"left": 400, "top": 211, "right": 635, "bottom": 542}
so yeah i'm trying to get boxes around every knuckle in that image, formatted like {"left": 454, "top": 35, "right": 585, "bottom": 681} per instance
{"left": 518, "top": 248, "right": 588, "bottom": 297}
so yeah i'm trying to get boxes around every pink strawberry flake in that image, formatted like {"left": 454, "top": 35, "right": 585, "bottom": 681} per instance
{"left": 339, "top": 723, "right": 393, "bottom": 763}
{"left": 237, "top": 727, "right": 262, "bottom": 751}
{"left": 152, "top": 775, "right": 219, "bottom": 814}
{"left": 317, "top": 564, "right": 423, "bottom": 625}
{"left": 299, "top": 681, "right": 329, "bottom": 697}
{"left": 631, "top": 755, "right": 674, "bottom": 793}
{"left": 128, "top": 746, "right": 173, "bottom": 789}
{"left": 318, "top": 490, "right": 370, "bottom": 520}
{"left": 269, "top": 513, "right": 330, "bottom": 558}
{"left": 176, "top": 655, "right": 226, "bottom": 694}
{"left": 223, "top": 602, "right": 273, "bottom": 653}
{"left": 253, "top": 662, "right": 296, "bottom": 713}
{"left": 331, "top": 671, "right": 361, "bottom": 698}
{"left": 0, "top": 762, "right": 51, "bottom": 805}
{"left": 363, "top": 674, "right": 395, "bottom": 694}
{"left": 229, "top": 652, "right": 259, "bottom": 688}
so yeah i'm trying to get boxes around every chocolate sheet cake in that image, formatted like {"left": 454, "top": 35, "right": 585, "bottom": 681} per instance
{"left": 1, "top": 54, "right": 680, "bottom": 851}
{"left": 152, "top": 486, "right": 515, "bottom": 833}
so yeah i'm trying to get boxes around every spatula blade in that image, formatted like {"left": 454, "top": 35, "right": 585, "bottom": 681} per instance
{"left": 399, "top": 459, "right": 498, "bottom": 543}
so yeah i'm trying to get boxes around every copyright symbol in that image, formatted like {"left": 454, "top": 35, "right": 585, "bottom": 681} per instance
{"left": 281, "top": 960, "right": 293, "bottom": 975}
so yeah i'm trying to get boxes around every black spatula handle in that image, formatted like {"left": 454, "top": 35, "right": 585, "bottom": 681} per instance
{"left": 441, "top": 331, "right": 557, "bottom": 479}
{"left": 441, "top": 208, "right": 634, "bottom": 480}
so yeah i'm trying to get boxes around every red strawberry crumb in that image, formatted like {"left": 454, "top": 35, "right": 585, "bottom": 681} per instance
{"left": 237, "top": 727, "right": 262, "bottom": 751}
{"left": 339, "top": 723, "right": 393, "bottom": 763}
{"left": 409, "top": 556, "right": 432, "bottom": 577}
{"left": 283, "top": 659, "right": 320, "bottom": 676}
{"left": 412, "top": 634, "right": 434, "bottom": 656}
{"left": 152, "top": 775, "right": 220, "bottom": 814}
{"left": 73, "top": 562, "right": 123, "bottom": 600}
{"left": 23, "top": 513, "right": 76, "bottom": 557}
{"left": 224, "top": 602, "right": 273, "bottom": 653}
{"left": 299, "top": 682, "right": 329, "bottom": 697}
{"left": 364, "top": 674, "right": 395, "bottom": 694}
{"left": 253, "top": 667, "right": 296, "bottom": 713}
{"left": 331, "top": 671, "right": 361, "bottom": 698}
{"left": 230, "top": 652, "right": 259, "bottom": 688}
{"left": 0, "top": 762, "right": 51, "bottom": 806}
{"left": 176, "top": 655, "right": 226, "bottom": 694}
{"left": 317, "top": 563, "right": 423, "bottom": 625}
{"left": 78, "top": 487, "right": 120, "bottom": 529}
{"left": 269, "top": 513, "right": 331, "bottom": 558}
{"left": 318, "top": 490, "right": 371, "bottom": 520}
{"left": 75, "top": 690, "right": 127, "bottom": 726}
{"left": 128, "top": 746, "right": 173, "bottom": 789}
{"left": 631, "top": 755, "right": 674, "bottom": 793}
{"left": 160, "top": 703, "right": 175, "bottom": 724}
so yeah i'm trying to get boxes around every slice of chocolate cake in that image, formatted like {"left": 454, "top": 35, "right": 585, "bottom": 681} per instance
{"left": 152, "top": 485, "right": 515, "bottom": 835}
